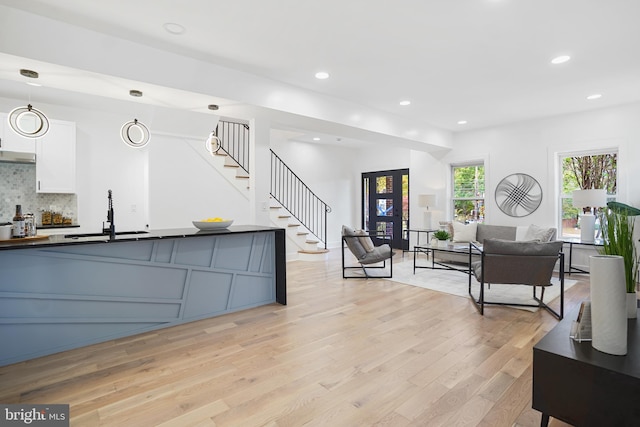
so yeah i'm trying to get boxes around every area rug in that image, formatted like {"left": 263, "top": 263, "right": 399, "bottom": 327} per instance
{"left": 365, "top": 259, "right": 576, "bottom": 312}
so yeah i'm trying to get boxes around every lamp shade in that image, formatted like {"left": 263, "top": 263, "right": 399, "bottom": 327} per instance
{"left": 418, "top": 194, "right": 437, "bottom": 208}
{"left": 572, "top": 189, "right": 607, "bottom": 208}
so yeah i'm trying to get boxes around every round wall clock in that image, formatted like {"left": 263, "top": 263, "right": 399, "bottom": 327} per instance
{"left": 495, "top": 173, "right": 542, "bottom": 217}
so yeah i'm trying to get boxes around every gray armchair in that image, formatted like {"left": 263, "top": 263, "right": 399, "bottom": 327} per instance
{"left": 342, "top": 225, "right": 395, "bottom": 278}
{"left": 468, "top": 239, "right": 565, "bottom": 319}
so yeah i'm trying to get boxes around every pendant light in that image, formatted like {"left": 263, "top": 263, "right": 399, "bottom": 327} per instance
{"left": 8, "top": 69, "right": 50, "bottom": 139}
{"left": 205, "top": 130, "right": 221, "bottom": 155}
{"left": 120, "top": 118, "right": 150, "bottom": 148}
{"left": 204, "top": 104, "right": 221, "bottom": 155}
{"left": 120, "top": 90, "right": 150, "bottom": 148}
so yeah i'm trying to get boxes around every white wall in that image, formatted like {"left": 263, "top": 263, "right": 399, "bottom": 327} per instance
{"left": 148, "top": 134, "right": 251, "bottom": 229}
{"left": 448, "top": 102, "right": 640, "bottom": 227}
{"left": 446, "top": 102, "right": 640, "bottom": 270}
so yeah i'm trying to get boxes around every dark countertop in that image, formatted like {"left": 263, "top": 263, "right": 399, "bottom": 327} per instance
{"left": 0, "top": 225, "right": 284, "bottom": 251}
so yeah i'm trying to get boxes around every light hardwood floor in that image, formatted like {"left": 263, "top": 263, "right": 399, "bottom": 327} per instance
{"left": 0, "top": 251, "right": 588, "bottom": 426}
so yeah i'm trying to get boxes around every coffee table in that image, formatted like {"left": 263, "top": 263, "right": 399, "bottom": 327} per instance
{"left": 413, "top": 243, "right": 482, "bottom": 274}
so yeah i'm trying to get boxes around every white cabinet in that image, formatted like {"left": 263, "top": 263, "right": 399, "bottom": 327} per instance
{"left": 36, "top": 120, "right": 76, "bottom": 193}
{"left": 0, "top": 112, "right": 36, "bottom": 153}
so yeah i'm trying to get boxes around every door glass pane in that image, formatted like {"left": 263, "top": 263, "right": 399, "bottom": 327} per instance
{"left": 376, "top": 176, "right": 393, "bottom": 194}
{"left": 376, "top": 221, "right": 393, "bottom": 238}
{"left": 377, "top": 199, "right": 393, "bottom": 216}
{"left": 402, "top": 174, "right": 409, "bottom": 234}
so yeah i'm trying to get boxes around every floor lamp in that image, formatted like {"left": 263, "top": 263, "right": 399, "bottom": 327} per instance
{"left": 418, "top": 194, "right": 437, "bottom": 229}
{"left": 572, "top": 189, "right": 607, "bottom": 243}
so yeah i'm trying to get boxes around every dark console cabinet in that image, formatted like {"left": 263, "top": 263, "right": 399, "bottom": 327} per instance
{"left": 533, "top": 308, "right": 640, "bottom": 426}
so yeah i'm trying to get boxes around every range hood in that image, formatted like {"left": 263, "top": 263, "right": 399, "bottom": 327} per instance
{"left": 0, "top": 151, "right": 36, "bottom": 164}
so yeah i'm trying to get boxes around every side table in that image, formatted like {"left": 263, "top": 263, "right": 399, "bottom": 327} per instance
{"left": 560, "top": 238, "right": 603, "bottom": 274}
{"left": 403, "top": 228, "right": 437, "bottom": 255}
{"left": 533, "top": 305, "right": 640, "bottom": 426}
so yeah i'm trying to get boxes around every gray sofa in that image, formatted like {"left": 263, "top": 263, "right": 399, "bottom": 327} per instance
{"left": 434, "top": 223, "right": 557, "bottom": 265}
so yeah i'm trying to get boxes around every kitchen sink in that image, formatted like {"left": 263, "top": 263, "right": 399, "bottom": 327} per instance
{"left": 64, "top": 231, "right": 149, "bottom": 238}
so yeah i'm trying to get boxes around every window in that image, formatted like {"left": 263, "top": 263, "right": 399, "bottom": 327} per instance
{"left": 452, "top": 163, "right": 485, "bottom": 223}
{"left": 559, "top": 150, "right": 617, "bottom": 238}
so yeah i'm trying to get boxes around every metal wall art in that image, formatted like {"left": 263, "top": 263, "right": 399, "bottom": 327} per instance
{"left": 495, "top": 173, "right": 542, "bottom": 217}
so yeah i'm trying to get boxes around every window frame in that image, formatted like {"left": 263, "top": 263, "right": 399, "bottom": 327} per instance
{"left": 451, "top": 162, "right": 485, "bottom": 224}
{"left": 557, "top": 148, "right": 618, "bottom": 239}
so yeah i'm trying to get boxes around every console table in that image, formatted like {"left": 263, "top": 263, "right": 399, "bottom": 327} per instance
{"left": 533, "top": 306, "right": 640, "bottom": 426}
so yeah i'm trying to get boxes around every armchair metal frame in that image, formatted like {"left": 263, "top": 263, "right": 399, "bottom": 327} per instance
{"left": 468, "top": 241, "right": 565, "bottom": 320}
{"left": 342, "top": 232, "right": 394, "bottom": 279}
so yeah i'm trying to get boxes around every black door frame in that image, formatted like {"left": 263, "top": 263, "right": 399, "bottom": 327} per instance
{"left": 361, "top": 168, "right": 409, "bottom": 251}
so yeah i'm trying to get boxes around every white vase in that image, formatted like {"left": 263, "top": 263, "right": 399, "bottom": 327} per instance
{"left": 438, "top": 239, "right": 449, "bottom": 248}
{"left": 590, "top": 255, "right": 627, "bottom": 355}
{"left": 627, "top": 292, "right": 637, "bottom": 319}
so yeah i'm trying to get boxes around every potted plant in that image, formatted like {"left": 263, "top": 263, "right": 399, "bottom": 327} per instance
{"left": 600, "top": 201, "right": 640, "bottom": 318}
{"left": 433, "top": 229, "right": 451, "bottom": 248}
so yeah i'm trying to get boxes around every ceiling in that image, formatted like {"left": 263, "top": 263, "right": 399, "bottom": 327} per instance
{"left": 1, "top": 0, "right": 640, "bottom": 144}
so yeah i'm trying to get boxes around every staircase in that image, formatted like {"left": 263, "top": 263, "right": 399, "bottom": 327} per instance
{"left": 268, "top": 199, "right": 329, "bottom": 260}
{"left": 207, "top": 121, "right": 331, "bottom": 260}
{"left": 270, "top": 150, "right": 331, "bottom": 260}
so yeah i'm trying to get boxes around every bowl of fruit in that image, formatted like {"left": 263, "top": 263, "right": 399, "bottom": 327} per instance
{"left": 192, "top": 217, "right": 234, "bottom": 230}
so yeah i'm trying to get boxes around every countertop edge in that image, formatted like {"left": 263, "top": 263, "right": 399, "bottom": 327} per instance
{"left": 0, "top": 225, "right": 285, "bottom": 250}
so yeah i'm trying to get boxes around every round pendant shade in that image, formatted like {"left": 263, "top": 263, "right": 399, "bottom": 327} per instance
{"left": 8, "top": 104, "right": 50, "bottom": 138}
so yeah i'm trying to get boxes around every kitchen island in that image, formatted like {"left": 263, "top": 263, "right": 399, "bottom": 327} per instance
{"left": 0, "top": 225, "right": 286, "bottom": 366}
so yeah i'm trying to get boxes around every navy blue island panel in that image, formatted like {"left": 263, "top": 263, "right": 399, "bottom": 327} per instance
{"left": 0, "top": 226, "right": 286, "bottom": 366}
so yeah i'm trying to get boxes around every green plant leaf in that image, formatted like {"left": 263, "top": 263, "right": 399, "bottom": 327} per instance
{"left": 607, "top": 201, "right": 640, "bottom": 216}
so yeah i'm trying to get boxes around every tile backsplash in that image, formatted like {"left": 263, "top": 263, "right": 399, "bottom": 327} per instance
{"left": 0, "top": 163, "right": 77, "bottom": 224}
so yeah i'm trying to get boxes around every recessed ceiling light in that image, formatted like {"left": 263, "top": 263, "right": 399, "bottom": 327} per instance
{"left": 551, "top": 55, "right": 571, "bottom": 65}
{"left": 315, "top": 71, "right": 330, "bottom": 80}
{"left": 399, "top": 100, "right": 411, "bottom": 106}
{"left": 457, "top": 120, "right": 468, "bottom": 125}
{"left": 587, "top": 94, "right": 602, "bottom": 100}
{"left": 163, "top": 22, "right": 186, "bottom": 35}
{"left": 312, "top": 137, "right": 320, "bottom": 141}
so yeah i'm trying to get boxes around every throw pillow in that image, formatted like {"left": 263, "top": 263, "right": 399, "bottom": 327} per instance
{"left": 452, "top": 222, "right": 478, "bottom": 242}
{"left": 355, "top": 229, "right": 375, "bottom": 253}
{"left": 515, "top": 225, "right": 530, "bottom": 241}
{"left": 342, "top": 225, "right": 368, "bottom": 259}
{"left": 523, "top": 224, "right": 555, "bottom": 242}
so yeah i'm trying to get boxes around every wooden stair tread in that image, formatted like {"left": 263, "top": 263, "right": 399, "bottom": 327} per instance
{"left": 298, "top": 249, "right": 329, "bottom": 254}
{"left": 287, "top": 223, "right": 300, "bottom": 227}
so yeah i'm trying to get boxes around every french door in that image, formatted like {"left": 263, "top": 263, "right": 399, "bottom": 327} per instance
{"left": 362, "top": 169, "right": 409, "bottom": 250}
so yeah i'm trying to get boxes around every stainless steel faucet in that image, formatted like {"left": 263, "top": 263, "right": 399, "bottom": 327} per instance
{"left": 103, "top": 189, "right": 115, "bottom": 240}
